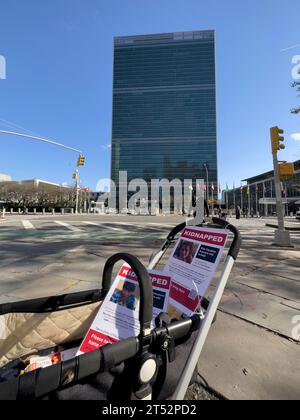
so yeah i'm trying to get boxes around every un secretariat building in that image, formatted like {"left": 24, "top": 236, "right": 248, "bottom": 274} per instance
{"left": 111, "top": 30, "right": 218, "bottom": 205}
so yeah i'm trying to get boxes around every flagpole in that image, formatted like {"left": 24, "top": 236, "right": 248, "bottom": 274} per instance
{"left": 225, "top": 184, "right": 228, "bottom": 212}
{"left": 210, "top": 183, "right": 214, "bottom": 215}
{"left": 241, "top": 185, "right": 243, "bottom": 213}
{"left": 284, "top": 183, "right": 288, "bottom": 216}
{"left": 248, "top": 184, "right": 251, "bottom": 217}
{"left": 263, "top": 181, "right": 267, "bottom": 216}
{"left": 233, "top": 184, "right": 236, "bottom": 210}
{"left": 255, "top": 183, "right": 258, "bottom": 216}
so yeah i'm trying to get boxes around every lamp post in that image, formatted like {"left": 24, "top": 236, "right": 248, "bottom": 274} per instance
{"left": 0, "top": 130, "right": 82, "bottom": 155}
{"left": 0, "top": 130, "right": 84, "bottom": 214}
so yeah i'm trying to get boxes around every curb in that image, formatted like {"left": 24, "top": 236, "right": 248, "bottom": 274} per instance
{"left": 265, "top": 223, "right": 300, "bottom": 231}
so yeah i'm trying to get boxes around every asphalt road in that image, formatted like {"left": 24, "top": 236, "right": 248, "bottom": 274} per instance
{"left": 0, "top": 213, "right": 299, "bottom": 305}
{"left": 0, "top": 214, "right": 184, "bottom": 303}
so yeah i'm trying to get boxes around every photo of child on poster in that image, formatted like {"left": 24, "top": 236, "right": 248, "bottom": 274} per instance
{"left": 110, "top": 280, "right": 138, "bottom": 311}
{"left": 77, "top": 266, "right": 171, "bottom": 355}
{"left": 173, "top": 239, "right": 199, "bottom": 264}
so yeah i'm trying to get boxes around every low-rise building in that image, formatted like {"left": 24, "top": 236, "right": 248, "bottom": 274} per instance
{"left": 0, "top": 178, "right": 74, "bottom": 211}
{"left": 222, "top": 160, "right": 300, "bottom": 215}
{"left": 0, "top": 173, "right": 12, "bottom": 182}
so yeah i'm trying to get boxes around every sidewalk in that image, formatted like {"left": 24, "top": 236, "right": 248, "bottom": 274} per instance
{"left": 198, "top": 218, "right": 300, "bottom": 400}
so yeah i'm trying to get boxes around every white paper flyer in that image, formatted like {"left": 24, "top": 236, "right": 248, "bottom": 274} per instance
{"left": 165, "top": 226, "right": 228, "bottom": 318}
{"left": 77, "top": 265, "right": 171, "bottom": 355}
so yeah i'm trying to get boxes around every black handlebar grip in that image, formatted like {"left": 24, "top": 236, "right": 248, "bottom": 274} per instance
{"left": 166, "top": 222, "right": 187, "bottom": 241}
{"left": 212, "top": 218, "right": 242, "bottom": 260}
{"left": 102, "top": 253, "right": 153, "bottom": 336}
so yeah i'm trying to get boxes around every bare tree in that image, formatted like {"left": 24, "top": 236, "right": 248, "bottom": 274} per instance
{"left": 291, "top": 79, "right": 300, "bottom": 114}
{"left": 0, "top": 185, "right": 76, "bottom": 209}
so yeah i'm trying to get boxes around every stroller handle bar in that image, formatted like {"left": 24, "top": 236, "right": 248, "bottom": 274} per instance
{"left": 102, "top": 253, "right": 153, "bottom": 336}
{"left": 211, "top": 217, "right": 242, "bottom": 260}
{"left": 0, "top": 315, "right": 200, "bottom": 400}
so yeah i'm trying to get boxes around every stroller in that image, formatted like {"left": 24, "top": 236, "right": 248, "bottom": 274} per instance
{"left": 0, "top": 218, "right": 241, "bottom": 400}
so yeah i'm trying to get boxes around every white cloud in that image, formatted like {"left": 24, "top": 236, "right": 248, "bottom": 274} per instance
{"left": 101, "top": 144, "right": 111, "bottom": 151}
{"left": 291, "top": 133, "right": 300, "bottom": 141}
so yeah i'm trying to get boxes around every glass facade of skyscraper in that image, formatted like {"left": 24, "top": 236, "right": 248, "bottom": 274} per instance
{"left": 111, "top": 31, "right": 217, "bottom": 200}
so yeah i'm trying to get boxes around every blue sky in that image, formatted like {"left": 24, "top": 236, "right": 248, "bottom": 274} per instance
{"left": 0, "top": 0, "right": 299, "bottom": 191}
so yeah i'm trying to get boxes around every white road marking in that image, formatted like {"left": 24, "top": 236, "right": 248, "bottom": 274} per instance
{"left": 82, "top": 221, "right": 124, "bottom": 232}
{"left": 111, "top": 221, "right": 168, "bottom": 228}
{"left": 22, "top": 220, "right": 35, "bottom": 230}
{"left": 54, "top": 221, "right": 83, "bottom": 232}
{"left": 97, "top": 221, "right": 169, "bottom": 230}
{"left": 82, "top": 220, "right": 168, "bottom": 232}
{"left": 82, "top": 221, "right": 100, "bottom": 227}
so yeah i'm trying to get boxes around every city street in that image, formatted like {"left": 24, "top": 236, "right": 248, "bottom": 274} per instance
{"left": 0, "top": 214, "right": 299, "bottom": 399}
{"left": 0, "top": 214, "right": 176, "bottom": 302}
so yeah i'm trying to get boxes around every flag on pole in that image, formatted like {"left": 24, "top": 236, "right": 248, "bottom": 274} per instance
{"left": 280, "top": 182, "right": 284, "bottom": 193}
{"left": 281, "top": 184, "right": 287, "bottom": 197}
{"left": 210, "top": 183, "right": 215, "bottom": 192}
{"left": 263, "top": 183, "right": 266, "bottom": 193}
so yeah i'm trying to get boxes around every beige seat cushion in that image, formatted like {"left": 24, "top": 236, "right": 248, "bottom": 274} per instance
{"left": 0, "top": 302, "right": 101, "bottom": 368}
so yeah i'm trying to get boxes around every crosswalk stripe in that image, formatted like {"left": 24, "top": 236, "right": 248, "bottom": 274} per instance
{"left": 82, "top": 221, "right": 124, "bottom": 232}
{"left": 22, "top": 220, "right": 35, "bottom": 230}
{"left": 81, "top": 221, "right": 166, "bottom": 232}
{"left": 54, "top": 221, "right": 83, "bottom": 232}
{"left": 13, "top": 219, "right": 169, "bottom": 234}
{"left": 109, "top": 221, "right": 170, "bottom": 230}
{"left": 82, "top": 221, "right": 99, "bottom": 227}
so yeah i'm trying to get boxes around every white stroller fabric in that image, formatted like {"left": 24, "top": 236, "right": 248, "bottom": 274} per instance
{"left": 0, "top": 302, "right": 100, "bottom": 368}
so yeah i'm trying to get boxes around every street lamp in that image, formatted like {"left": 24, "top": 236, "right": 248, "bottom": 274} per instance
{"left": 0, "top": 129, "right": 84, "bottom": 214}
{"left": 0, "top": 130, "right": 82, "bottom": 154}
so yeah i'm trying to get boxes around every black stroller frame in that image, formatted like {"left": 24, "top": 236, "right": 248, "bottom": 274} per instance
{"left": 0, "top": 217, "right": 241, "bottom": 400}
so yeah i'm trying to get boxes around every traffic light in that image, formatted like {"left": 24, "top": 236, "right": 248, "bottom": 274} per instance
{"left": 72, "top": 171, "right": 78, "bottom": 180}
{"left": 270, "top": 126, "right": 285, "bottom": 154}
{"left": 77, "top": 154, "right": 85, "bottom": 167}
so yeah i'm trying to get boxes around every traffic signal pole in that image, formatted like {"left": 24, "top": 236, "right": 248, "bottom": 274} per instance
{"left": 75, "top": 155, "right": 85, "bottom": 214}
{"left": 272, "top": 150, "right": 285, "bottom": 231}
{"left": 270, "top": 127, "right": 293, "bottom": 247}
{"left": 0, "top": 130, "right": 85, "bottom": 215}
